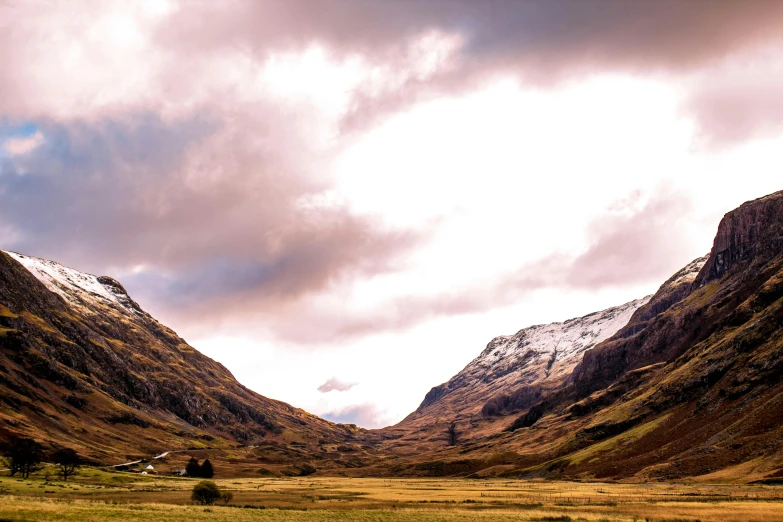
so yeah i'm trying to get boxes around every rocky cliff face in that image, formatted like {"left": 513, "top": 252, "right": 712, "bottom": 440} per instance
{"left": 0, "top": 251, "right": 359, "bottom": 465}
{"left": 573, "top": 192, "right": 783, "bottom": 399}
{"left": 500, "top": 190, "right": 783, "bottom": 481}
{"left": 696, "top": 190, "right": 783, "bottom": 284}
{"left": 571, "top": 255, "right": 708, "bottom": 396}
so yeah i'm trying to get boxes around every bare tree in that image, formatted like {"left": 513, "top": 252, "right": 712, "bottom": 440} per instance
{"left": 52, "top": 448, "right": 81, "bottom": 481}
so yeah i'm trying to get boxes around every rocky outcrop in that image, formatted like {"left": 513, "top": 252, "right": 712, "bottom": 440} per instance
{"left": 571, "top": 255, "right": 708, "bottom": 396}
{"left": 504, "top": 191, "right": 783, "bottom": 480}
{"left": 573, "top": 192, "right": 783, "bottom": 399}
{"left": 696, "top": 190, "right": 783, "bottom": 285}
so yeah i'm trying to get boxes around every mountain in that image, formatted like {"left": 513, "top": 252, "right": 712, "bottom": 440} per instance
{"left": 385, "top": 296, "right": 653, "bottom": 447}
{"left": 376, "top": 191, "right": 783, "bottom": 482}
{"left": 4, "top": 190, "right": 783, "bottom": 483}
{"left": 0, "top": 250, "right": 369, "bottom": 470}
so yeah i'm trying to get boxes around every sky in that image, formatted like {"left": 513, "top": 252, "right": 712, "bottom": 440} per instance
{"left": 1, "top": 0, "right": 783, "bottom": 428}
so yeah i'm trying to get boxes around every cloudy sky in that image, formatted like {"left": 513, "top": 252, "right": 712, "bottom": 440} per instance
{"left": 2, "top": 0, "right": 782, "bottom": 428}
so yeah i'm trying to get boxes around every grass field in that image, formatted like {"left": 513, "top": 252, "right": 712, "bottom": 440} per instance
{"left": 1, "top": 469, "right": 782, "bottom": 521}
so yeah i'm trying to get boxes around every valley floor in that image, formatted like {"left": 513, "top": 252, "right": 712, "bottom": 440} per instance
{"left": 1, "top": 472, "right": 782, "bottom": 521}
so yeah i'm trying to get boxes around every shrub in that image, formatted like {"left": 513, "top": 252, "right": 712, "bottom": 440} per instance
{"left": 191, "top": 481, "right": 222, "bottom": 505}
{"left": 221, "top": 491, "right": 233, "bottom": 504}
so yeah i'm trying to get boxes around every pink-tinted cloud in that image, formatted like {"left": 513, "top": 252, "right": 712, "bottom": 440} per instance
{"left": 0, "top": 115, "right": 418, "bottom": 313}
{"left": 1, "top": 0, "right": 781, "bottom": 351}
{"left": 317, "top": 378, "right": 357, "bottom": 393}
{"left": 158, "top": 1, "right": 783, "bottom": 72}
{"left": 153, "top": 0, "right": 783, "bottom": 137}
{"left": 683, "top": 47, "right": 783, "bottom": 148}
{"left": 564, "top": 190, "right": 693, "bottom": 289}
{"left": 210, "top": 190, "right": 696, "bottom": 345}
{"left": 321, "top": 403, "right": 392, "bottom": 428}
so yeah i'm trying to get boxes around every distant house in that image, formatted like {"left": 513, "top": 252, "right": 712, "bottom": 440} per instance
{"left": 145, "top": 464, "right": 154, "bottom": 470}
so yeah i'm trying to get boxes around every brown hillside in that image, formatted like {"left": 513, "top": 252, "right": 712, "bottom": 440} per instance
{"left": 371, "top": 191, "right": 783, "bottom": 482}
{"left": 0, "top": 250, "right": 371, "bottom": 470}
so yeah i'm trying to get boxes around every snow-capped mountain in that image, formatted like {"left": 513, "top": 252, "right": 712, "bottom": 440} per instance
{"left": 0, "top": 249, "right": 362, "bottom": 466}
{"left": 465, "top": 297, "right": 650, "bottom": 387}
{"left": 406, "top": 298, "right": 650, "bottom": 421}
{"left": 399, "top": 255, "right": 709, "bottom": 431}
{"left": 5, "top": 251, "right": 146, "bottom": 317}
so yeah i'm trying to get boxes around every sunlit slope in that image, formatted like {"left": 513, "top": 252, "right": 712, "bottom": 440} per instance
{"left": 378, "top": 191, "right": 783, "bottom": 482}
{"left": 0, "top": 250, "right": 364, "bottom": 465}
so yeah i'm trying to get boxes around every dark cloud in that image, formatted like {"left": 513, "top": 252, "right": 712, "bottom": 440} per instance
{"left": 164, "top": 1, "right": 783, "bottom": 72}
{"left": 0, "top": 114, "right": 213, "bottom": 260}
{"left": 317, "top": 378, "right": 357, "bottom": 393}
{"left": 0, "top": 113, "right": 418, "bottom": 325}
{"left": 159, "top": 0, "right": 783, "bottom": 138}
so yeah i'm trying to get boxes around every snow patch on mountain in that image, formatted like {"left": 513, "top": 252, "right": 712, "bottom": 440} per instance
{"left": 409, "top": 296, "right": 653, "bottom": 419}
{"left": 669, "top": 254, "right": 710, "bottom": 286}
{"left": 467, "top": 296, "right": 651, "bottom": 383}
{"left": 4, "top": 251, "right": 143, "bottom": 315}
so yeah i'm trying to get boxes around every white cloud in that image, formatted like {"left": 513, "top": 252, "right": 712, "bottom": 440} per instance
{"left": 317, "top": 377, "right": 357, "bottom": 393}
{"left": 4, "top": 0, "right": 783, "bottom": 430}
{"left": 3, "top": 131, "right": 43, "bottom": 155}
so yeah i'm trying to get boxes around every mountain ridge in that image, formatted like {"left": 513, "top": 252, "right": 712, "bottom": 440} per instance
{"left": 3, "top": 190, "right": 783, "bottom": 482}
{"left": 0, "top": 249, "right": 372, "bottom": 474}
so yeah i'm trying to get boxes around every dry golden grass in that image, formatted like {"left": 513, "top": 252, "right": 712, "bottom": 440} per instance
{"left": 1, "top": 470, "right": 783, "bottom": 521}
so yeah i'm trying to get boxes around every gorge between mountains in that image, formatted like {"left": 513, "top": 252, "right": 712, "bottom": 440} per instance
{"left": 1, "top": 190, "right": 783, "bottom": 483}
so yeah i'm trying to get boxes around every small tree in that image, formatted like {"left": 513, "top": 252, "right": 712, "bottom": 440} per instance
{"left": 200, "top": 459, "right": 214, "bottom": 478}
{"left": 220, "top": 491, "right": 233, "bottom": 504}
{"left": 6, "top": 437, "right": 43, "bottom": 478}
{"left": 52, "top": 448, "right": 81, "bottom": 481}
{"left": 191, "top": 480, "right": 222, "bottom": 505}
{"left": 185, "top": 457, "right": 201, "bottom": 477}
{"left": 447, "top": 421, "right": 459, "bottom": 446}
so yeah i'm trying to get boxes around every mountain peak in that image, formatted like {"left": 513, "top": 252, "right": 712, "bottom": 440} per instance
{"left": 696, "top": 190, "right": 783, "bottom": 285}
{"left": 4, "top": 251, "right": 148, "bottom": 318}
{"left": 403, "top": 296, "right": 650, "bottom": 432}
{"left": 0, "top": 250, "right": 360, "bottom": 467}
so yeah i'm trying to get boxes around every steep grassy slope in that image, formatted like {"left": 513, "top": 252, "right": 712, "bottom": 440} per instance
{"left": 551, "top": 190, "right": 783, "bottom": 481}
{"left": 375, "top": 191, "right": 783, "bottom": 482}
{"left": 0, "top": 251, "right": 366, "bottom": 468}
